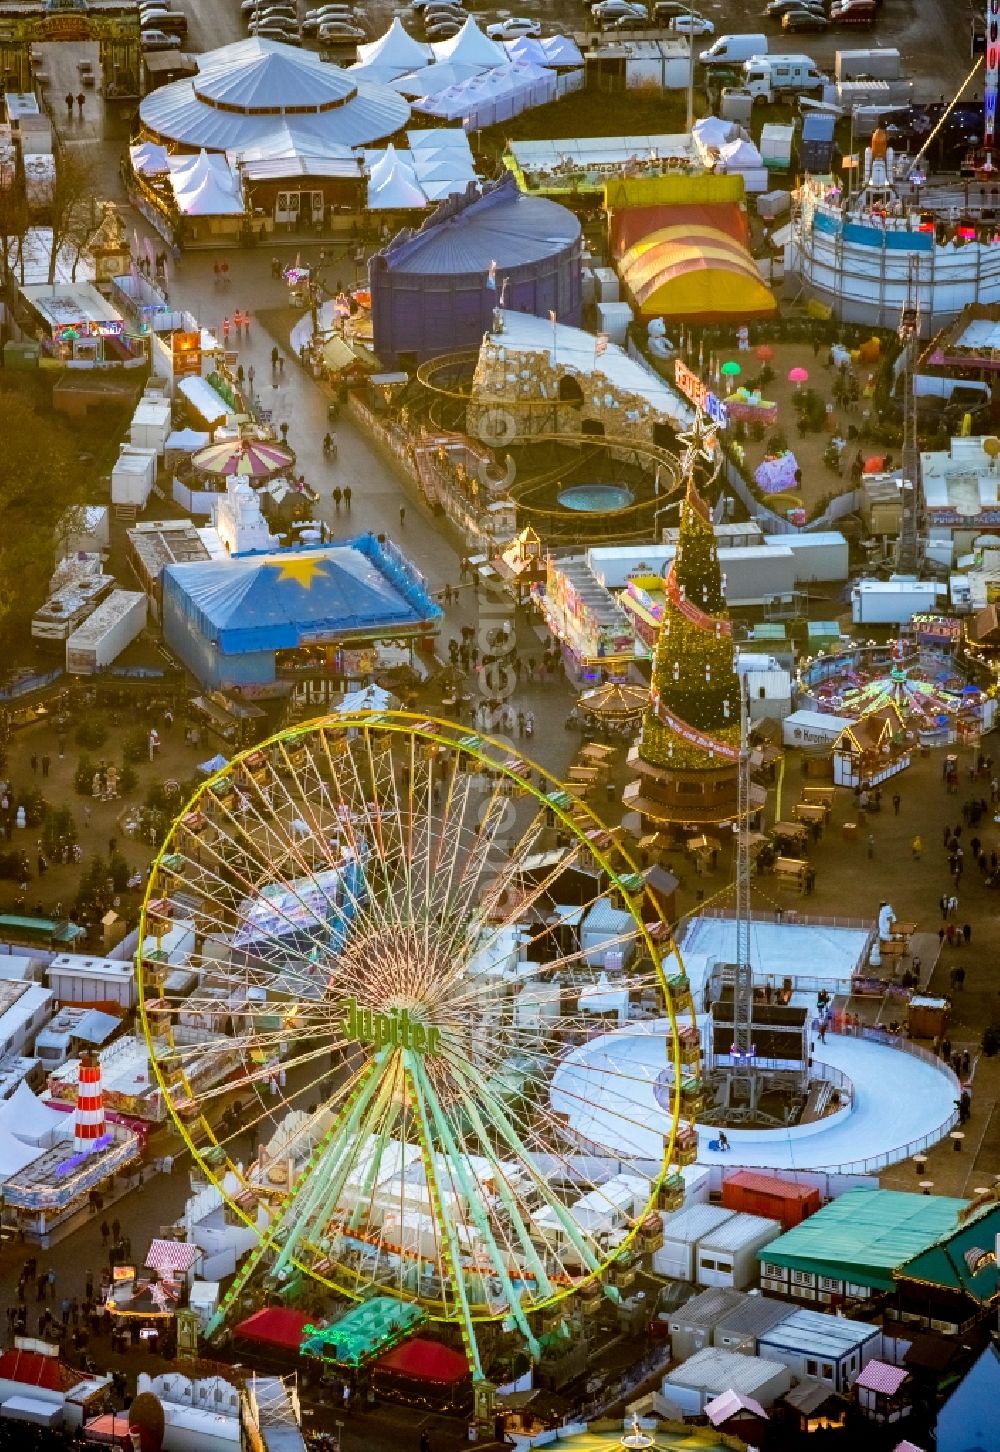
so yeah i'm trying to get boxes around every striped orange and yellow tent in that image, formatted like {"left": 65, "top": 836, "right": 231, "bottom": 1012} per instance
{"left": 619, "top": 221, "right": 777, "bottom": 323}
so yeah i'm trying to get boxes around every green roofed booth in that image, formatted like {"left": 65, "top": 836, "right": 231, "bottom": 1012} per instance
{"left": 300, "top": 1297, "right": 425, "bottom": 1367}
{"left": 760, "top": 1189, "right": 969, "bottom": 1303}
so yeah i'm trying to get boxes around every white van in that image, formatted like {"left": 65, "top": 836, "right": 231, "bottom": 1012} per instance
{"left": 700, "top": 32, "right": 767, "bottom": 65}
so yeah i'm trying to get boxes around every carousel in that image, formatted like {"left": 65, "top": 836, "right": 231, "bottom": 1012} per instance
{"left": 192, "top": 437, "right": 296, "bottom": 483}
{"left": 801, "top": 634, "right": 993, "bottom": 743}
{"left": 576, "top": 682, "right": 649, "bottom": 736}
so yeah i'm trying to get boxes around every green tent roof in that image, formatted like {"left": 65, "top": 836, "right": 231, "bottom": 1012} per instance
{"left": 895, "top": 1202, "right": 1000, "bottom": 1304}
{"left": 760, "top": 1189, "right": 968, "bottom": 1292}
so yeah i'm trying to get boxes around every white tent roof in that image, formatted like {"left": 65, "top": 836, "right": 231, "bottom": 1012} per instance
{"left": 169, "top": 151, "right": 245, "bottom": 216}
{"left": 719, "top": 135, "right": 763, "bottom": 168}
{"left": 130, "top": 140, "right": 170, "bottom": 176}
{"left": 139, "top": 38, "right": 409, "bottom": 154}
{"left": 0, "top": 1126, "right": 44, "bottom": 1180}
{"left": 368, "top": 152, "right": 427, "bottom": 209}
{"left": 539, "top": 33, "right": 584, "bottom": 65}
{"left": 693, "top": 115, "right": 738, "bottom": 150}
{"left": 357, "top": 17, "right": 431, "bottom": 71}
{"left": 408, "top": 127, "right": 471, "bottom": 151}
{"left": 391, "top": 61, "right": 485, "bottom": 97}
{"left": 0, "top": 1083, "right": 67, "bottom": 1148}
{"left": 430, "top": 16, "right": 506, "bottom": 67}
{"left": 364, "top": 130, "right": 478, "bottom": 203}
{"left": 502, "top": 36, "right": 548, "bottom": 66}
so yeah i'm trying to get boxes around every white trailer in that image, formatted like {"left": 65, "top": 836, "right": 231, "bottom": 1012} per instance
{"left": 130, "top": 397, "right": 172, "bottom": 457}
{"left": 834, "top": 47, "right": 901, "bottom": 81}
{"left": 851, "top": 578, "right": 945, "bottom": 625}
{"left": 111, "top": 446, "right": 157, "bottom": 507}
{"left": 783, "top": 709, "right": 856, "bottom": 748}
{"left": 768, "top": 530, "right": 849, "bottom": 583}
{"left": 23, "top": 153, "right": 54, "bottom": 211}
{"left": 65, "top": 589, "right": 146, "bottom": 674}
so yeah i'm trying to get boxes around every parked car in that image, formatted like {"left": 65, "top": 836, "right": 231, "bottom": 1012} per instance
{"left": 485, "top": 15, "right": 541, "bottom": 37}
{"left": 302, "top": 8, "right": 354, "bottom": 32}
{"left": 140, "top": 28, "right": 182, "bottom": 48}
{"left": 412, "top": 0, "right": 464, "bottom": 10}
{"left": 829, "top": 0, "right": 877, "bottom": 21}
{"left": 782, "top": 6, "right": 829, "bottom": 27}
{"left": 764, "top": 0, "right": 824, "bottom": 15}
{"left": 423, "top": 7, "right": 466, "bottom": 23}
{"left": 670, "top": 13, "right": 713, "bottom": 32}
{"left": 592, "top": 0, "right": 648, "bottom": 20}
{"left": 318, "top": 19, "right": 365, "bottom": 38}
{"left": 248, "top": 8, "right": 299, "bottom": 24}
{"left": 424, "top": 16, "right": 463, "bottom": 32}
{"left": 654, "top": 1, "right": 700, "bottom": 17}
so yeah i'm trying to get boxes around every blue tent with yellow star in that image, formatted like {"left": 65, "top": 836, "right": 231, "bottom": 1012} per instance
{"left": 162, "top": 536, "right": 441, "bottom": 690}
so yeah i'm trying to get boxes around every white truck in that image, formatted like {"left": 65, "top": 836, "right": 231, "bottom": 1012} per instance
{"left": 65, "top": 589, "right": 147, "bottom": 675}
{"left": 742, "top": 53, "right": 826, "bottom": 103}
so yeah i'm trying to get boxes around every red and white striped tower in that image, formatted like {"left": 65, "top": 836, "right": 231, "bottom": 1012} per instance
{"left": 74, "top": 1054, "right": 106, "bottom": 1149}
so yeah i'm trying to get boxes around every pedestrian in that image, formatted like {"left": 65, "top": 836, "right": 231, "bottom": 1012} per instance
{"left": 962, "top": 1048, "right": 971, "bottom": 1076}
{"left": 333, "top": 486, "right": 342, "bottom": 510}
{"left": 222, "top": 317, "right": 230, "bottom": 344}
{"left": 954, "top": 964, "right": 965, "bottom": 991}
{"left": 344, "top": 484, "right": 352, "bottom": 509}
{"left": 911, "top": 834, "right": 922, "bottom": 859}
{"left": 399, "top": 505, "right": 406, "bottom": 528}
{"left": 717, "top": 1131, "right": 730, "bottom": 1151}
{"left": 41, "top": 755, "right": 49, "bottom": 777}
{"left": 892, "top": 792, "right": 901, "bottom": 815}
{"left": 111, "top": 1218, "right": 120, "bottom": 1242}
{"left": 517, "top": 710, "right": 525, "bottom": 738}
{"left": 963, "top": 922, "right": 972, "bottom": 944}
{"left": 271, "top": 256, "right": 281, "bottom": 279}
{"left": 942, "top": 1036, "right": 951, "bottom": 1063}
{"left": 65, "top": 92, "right": 74, "bottom": 118}
{"left": 271, "top": 344, "right": 279, "bottom": 369}
{"left": 99, "top": 1220, "right": 109, "bottom": 1246}
{"left": 85, "top": 1270, "right": 93, "bottom": 1301}
{"left": 948, "top": 893, "right": 959, "bottom": 917}
{"left": 866, "top": 832, "right": 875, "bottom": 859}
{"left": 47, "top": 1268, "right": 56, "bottom": 1299}
{"left": 247, "top": 364, "right": 255, "bottom": 390}
{"left": 76, "top": 93, "right": 85, "bottom": 116}
{"left": 30, "top": 754, "right": 37, "bottom": 774}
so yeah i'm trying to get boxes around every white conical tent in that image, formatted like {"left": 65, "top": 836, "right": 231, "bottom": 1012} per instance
{"left": 368, "top": 140, "right": 402, "bottom": 188}
{"left": 0, "top": 1082, "right": 68, "bottom": 1148}
{"left": 430, "top": 15, "right": 506, "bottom": 67}
{"left": 130, "top": 140, "right": 170, "bottom": 176}
{"left": 169, "top": 151, "right": 245, "bottom": 216}
{"left": 357, "top": 17, "right": 432, "bottom": 71}
{"left": 0, "top": 1125, "right": 44, "bottom": 1180}
{"left": 368, "top": 152, "right": 428, "bottom": 209}
{"left": 391, "top": 61, "right": 486, "bottom": 96}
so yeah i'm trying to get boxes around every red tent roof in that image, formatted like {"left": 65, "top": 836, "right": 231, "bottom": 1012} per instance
{"left": 375, "top": 1337, "right": 469, "bottom": 1384}
{"left": 234, "top": 1306, "right": 310, "bottom": 1351}
{"left": 0, "top": 1348, "right": 86, "bottom": 1392}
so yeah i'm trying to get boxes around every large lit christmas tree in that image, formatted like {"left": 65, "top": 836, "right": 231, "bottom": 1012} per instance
{"left": 624, "top": 413, "right": 755, "bottom": 831}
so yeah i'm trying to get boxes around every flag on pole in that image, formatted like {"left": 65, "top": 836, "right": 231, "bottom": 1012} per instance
{"left": 487, "top": 259, "right": 497, "bottom": 291}
{"left": 595, "top": 332, "right": 609, "bottom": 357}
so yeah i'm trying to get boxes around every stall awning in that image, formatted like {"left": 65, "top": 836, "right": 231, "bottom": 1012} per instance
{"left": 177, "top": 375, "right": 229, "bottom": 425}
{"left": 235, "top": 1307, "right": 310, "bottom": 1351}
{"left": 374, "top": 1337, "right": 469, "bottom": 1384}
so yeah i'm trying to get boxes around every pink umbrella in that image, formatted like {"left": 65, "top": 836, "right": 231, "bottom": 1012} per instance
{"left": 788, "top": 366, "right": 809, "bottom": 385}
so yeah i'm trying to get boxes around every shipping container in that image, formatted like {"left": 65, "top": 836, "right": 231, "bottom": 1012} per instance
{"left": 668, "top": 1286, "right": 747, "bottom": 1360}
{"left": 130, "top": 397, "right": 172, "bottom": 457}
{"left": 653, "top": 1204, "right": 736, "bottom": 1281}
{"left": 664, "top": 1347, "right": 791, "bottom": 1415}
{"left": 695, "top": 1212, "right": 783, "bottom": 1289}
{"left": 592, "top": 266, "right": 620, "bottom": 304}
{"left": 596, "top": 300, "right": 632, "bottom": 346}
{"left": 65, "top": 590, "right": 147, "bottom": 675}
{"left": 721, "top": 1170, "right": 822, "bottom": 1229}
{"left": 801, "top": 112, "right": 836, "bottom": 172}
{"left": 758, "top": 1307, "right": 882, "bottom": 1392}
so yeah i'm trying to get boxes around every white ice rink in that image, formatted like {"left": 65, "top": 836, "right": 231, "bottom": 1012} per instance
{"left": 670, "top": 916, "right": 873, "bottom": 1004}
{"left": 551, "top": 1021, "right": 959, "bottom": 1176}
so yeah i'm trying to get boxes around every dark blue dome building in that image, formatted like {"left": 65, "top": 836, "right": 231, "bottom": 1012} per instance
{"left": 370, "top": 175, "right": 582, "bottom": 367}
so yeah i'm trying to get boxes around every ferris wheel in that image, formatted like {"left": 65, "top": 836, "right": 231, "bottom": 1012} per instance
{"left": 137, "top": 713, "right": 699, "bottom": 1374}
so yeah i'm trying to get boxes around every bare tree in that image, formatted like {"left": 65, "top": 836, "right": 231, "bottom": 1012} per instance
{"left": 46, "top": 148, "right": 102, "bottom": 285}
